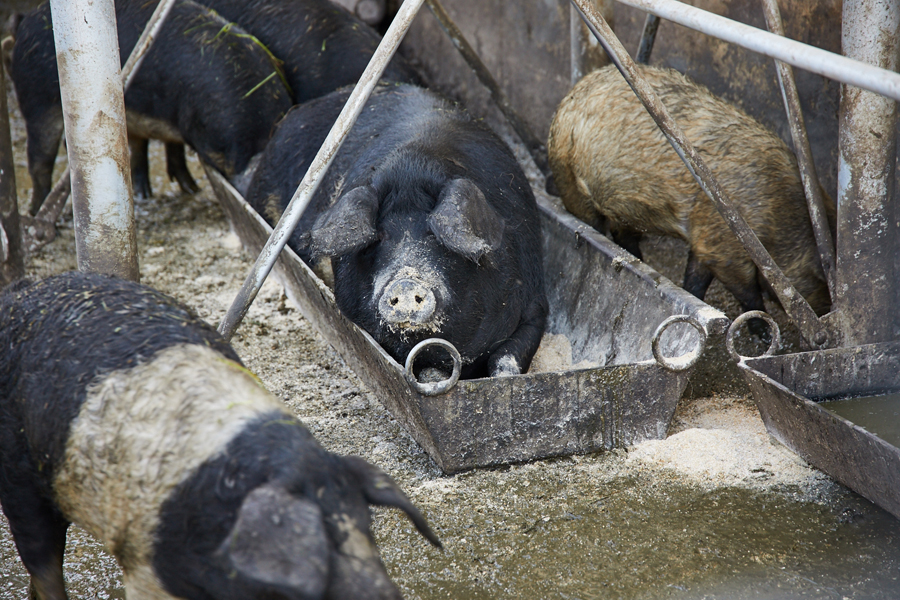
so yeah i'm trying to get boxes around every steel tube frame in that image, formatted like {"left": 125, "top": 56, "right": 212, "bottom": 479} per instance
{"left": 615, "top": 0, "right": 900, "bottom": 102}
{"left": 761, "top": 0, "right": 835, "bottom": 300}
{"left": 636, "top": 13, "right": 660, "bottom": 63}
{"left": 218, "top": 0, "right": 427, "bottom": 341}
{"left": 833, "top": 0, "right": 900, "bottom": 345}
{"left": 51, "top": 0, "right": 139, "bottom": 280}
{"left": 569, "top": 0, "right": 831, "bottom": 348}
{"left": 425, "top": 0, "right": 550, "bottom": 177}
{"left": 0, "top": 48, "right": 23, "bottom": 286}
{"left": 31, "top": 0, "right": 178, "bottom": 244}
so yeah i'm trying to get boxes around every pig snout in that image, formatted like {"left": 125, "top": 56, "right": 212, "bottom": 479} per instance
{"left": 378, "top": 277, "right": 437, "bottom": 326}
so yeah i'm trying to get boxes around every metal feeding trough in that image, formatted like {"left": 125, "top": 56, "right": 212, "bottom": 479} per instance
{"left": 732, "top": 317, "right": 900, "bottom": 520}
{"left": 205, "top": 167, "right": 729, "bottom": 473}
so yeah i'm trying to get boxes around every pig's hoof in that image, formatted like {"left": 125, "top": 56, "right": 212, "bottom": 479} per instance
{"left": 490, "top": 355, "right": 521, "bottom": 378}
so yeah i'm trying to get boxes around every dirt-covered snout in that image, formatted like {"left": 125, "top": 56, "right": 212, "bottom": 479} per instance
{"left": 303, "top": 178, "right": 506, "bottom": 332}
{"left": 216, "top": 457, "right": 441, "bottom": 600}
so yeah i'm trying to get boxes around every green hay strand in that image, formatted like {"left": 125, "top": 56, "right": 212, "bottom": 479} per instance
{"left": 243, "top": 71, "right": 277, "bottom": 98}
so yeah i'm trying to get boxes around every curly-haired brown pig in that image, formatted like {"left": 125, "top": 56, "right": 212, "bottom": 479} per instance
{"left": 548, "top": 64, "right": 833, "bottom": 317}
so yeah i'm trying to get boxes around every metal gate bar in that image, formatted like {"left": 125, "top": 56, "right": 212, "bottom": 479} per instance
{"left": 615, "top": 0, "right": 900, "bottom": 102}
{"left": 0, "top": 47, "right": 23, "bottom": 286}
{"left": 761, "top": 0, "right": 835, "bottom": 300}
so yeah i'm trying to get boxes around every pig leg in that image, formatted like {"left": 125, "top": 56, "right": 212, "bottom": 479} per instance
{"left": 165, "top": 142, "right": 200, "bottom": 194}
{"left": 24, "top": 108, "right": 64, "bottom": 216}
{"left": 611, "top": 228, "right": 643, "bottom": 260}
{"left": 682, "top": 250, "right": 715, "bottom": 299}
{"left": 487, "top": 296, "right": 548, "bottom": 377}
{"left": 129, "top": 135, "right": 152, "bottom": 200}
{"left": 0, "top": 473, "right": 69, "bottom": 600}
{"left": 714, "top": 265, "right": 773, "bottom": 343}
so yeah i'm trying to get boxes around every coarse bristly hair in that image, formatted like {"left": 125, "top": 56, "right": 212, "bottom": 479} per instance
{"left": 0, "top": 271, "right": 439, "bottom": 600}
{"left": 548, "top": 64, "right": 834, "bottom": 316}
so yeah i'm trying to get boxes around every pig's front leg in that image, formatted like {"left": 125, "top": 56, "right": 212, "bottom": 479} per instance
{"left": 487, "top": 296, "right": 548, "bottom": 377}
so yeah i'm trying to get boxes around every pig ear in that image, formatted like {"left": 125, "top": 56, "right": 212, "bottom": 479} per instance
{"left": 343, "top": 456, "right": 442, "bottom": 549}
{"left": 218, "top": 484, "right": 330, "bottom": 596}
{"left": 427, "top": 179, "right": 505, "bottom": 263}
{"left": 308, "top": 185, "right": 379, "bottom": 259}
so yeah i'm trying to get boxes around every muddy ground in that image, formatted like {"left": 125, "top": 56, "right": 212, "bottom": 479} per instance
{"left": 2, "top": 64, "right": 900, "bottom": 599}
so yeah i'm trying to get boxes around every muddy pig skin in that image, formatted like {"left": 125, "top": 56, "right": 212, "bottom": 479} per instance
{"left": 0, "top": 272, "right": 440, "bottom": 600}
{"left": 198, "top": 0, "right": 421, "bottom": 103}
{"left": 7, "top": 0, "right": 291, "bottom": 211}
{"left": 247, "top": 83, "right": 548, "bottom": 380}
{"left": 548, "top": 64, "right": 833, "bottom": 317}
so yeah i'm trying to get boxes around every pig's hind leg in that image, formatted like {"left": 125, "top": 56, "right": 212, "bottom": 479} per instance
{"left": 165, "top": 143, "right": 200, "bottom": 194}
{"left": 0, "top": 455, "right": 70, "bottom": 600}
{"left": 487, "top": 296, "right": 549, "bottom": 377}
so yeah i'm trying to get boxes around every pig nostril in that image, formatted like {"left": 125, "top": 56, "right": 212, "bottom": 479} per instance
{"left": 415, "top": 295, "right": 423, "bottom": 303}
{"left": 390, "top": 297, "right": 398, "bottom": 306}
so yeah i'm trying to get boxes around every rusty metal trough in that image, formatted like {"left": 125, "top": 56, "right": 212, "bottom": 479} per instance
{"left": 205, "top": 166, "right": 729, "bottom": 473}
{"left": 737, "top": 342, "right": 900, "bottom": 520}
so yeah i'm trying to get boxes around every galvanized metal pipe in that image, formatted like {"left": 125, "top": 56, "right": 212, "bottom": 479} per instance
{"left": 51, "top": 0, "right": 139, "bottom": 280}
{"left": 570, "top": 1, "right": 611, "bottom": 84}
{"left": 218, "top": 0, "right": 427, "bottom": 341}
{"left": 121, "top": 0, "right": 178, "bottom": 92}
{"left": 615, "top": 0, "right": 900, "bottom": 102}
{"left": 569, "top": 0, "right": 831, "bottom": 349}
{"left": 636, "top": 13, "right": 660, "bottom": 64}
{"left": 425, "top": 0, "right": 550, "bottom": 177}
{"left": 0, "top": 49, "right": 23, "bottom": 286}
{"left": 833, "top": 0, "right": 900, "bottom": 345}
{"left": 761, "top": 0, "right": 835, "bottom": 301}
{"left": 34, "top": 0, "right": 178, "bottom": 235}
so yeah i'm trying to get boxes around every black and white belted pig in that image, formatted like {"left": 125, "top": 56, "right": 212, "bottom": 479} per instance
{"left": 247, "top": 83, "right": 549, "bottom": 380}
{"left": 548, "top": 64, "right": 834, "bottom": 318}
{"left": 0, "top": 271, "right": 440, "bottom": 600}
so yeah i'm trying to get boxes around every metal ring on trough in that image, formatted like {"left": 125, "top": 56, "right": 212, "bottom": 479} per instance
{"left": 725, "top": 310, "right": 781, "bottom": 362}
{"left": 651, "top": 314, "right": 707, "bottom": 372}
{"left": 404, "top": 338, "right": 462, "bottom": 396}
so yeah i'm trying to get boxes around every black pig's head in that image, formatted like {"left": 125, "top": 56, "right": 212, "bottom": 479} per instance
{"left": 304, "top": 175, "right": 510, "bottom": 379}
{"left": 211, "top": 455, "right": 440, "bottom": 600}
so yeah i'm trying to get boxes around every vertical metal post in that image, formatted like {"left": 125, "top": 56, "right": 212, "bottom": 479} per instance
{"left": 636, "top": 14, "right": 661, "bottom": 63}
{"left": 761, "top": 0, "right": 835, "bottom": 300}
{"left": 0, "top": 46, "right": 23, "bottom": 286}
{"left": 28, "top": 0, "right": 177, "bottom": 250}
{"left": 50, "top": 0, "right": 139, "bottom": 281}
{"left": 570, "top": 0, "right": 611, "bottom": 85}
{"left": 834, "top": 0, "right": 900, "bottom": 345}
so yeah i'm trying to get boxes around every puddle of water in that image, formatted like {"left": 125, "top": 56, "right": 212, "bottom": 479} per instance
{"left": 379, "top": 472, "right": 900, "bottom": 600}
{"left": 819, "top": 392, "right": 900, "bottom": 448}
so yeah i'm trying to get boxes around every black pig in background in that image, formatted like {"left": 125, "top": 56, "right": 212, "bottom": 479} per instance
{"left": 247, "top": 83, "right": 548, "bottom": 380}
{"left": 0, "top": 271, "right": 439, "bottom": 600}
{"left": 199, "top": 0, "right": 421, "bottom": 103}
{"left": 6, "top": 0, "right": 292, "bottom": 209}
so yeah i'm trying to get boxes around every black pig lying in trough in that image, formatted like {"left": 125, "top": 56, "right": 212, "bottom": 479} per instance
{"left": 6, "top": 0, "right": 291, "bottom": 209}
{"left": 247, "top": 83, "right": 549, "bottom": 381}
{"left": 548, "top": 64, "right": 834, "bottom": 319}
{"left": 0, "top": 271, "right": 439, "bottom": 600}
